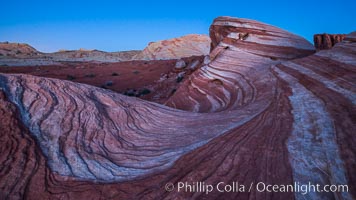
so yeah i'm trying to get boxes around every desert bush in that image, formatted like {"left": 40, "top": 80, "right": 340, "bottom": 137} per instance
{"left": 139, "top": 88, "right": 151, "bottom": 96}
{"left": 66, "top": 75, "right": 76, "bottom": 80}
{"left": 123, "top": 89, "right": 136, "bottom": 96}
{"left": 176, "top": 76, "right": 184, "bottom": 83}
{"left": 123, "top": 88, "right": 151, "bottom": 97}
{"left": 85, "top": 73, "right": 96, "bottom": 78}
{"left": 105, "top": 81, "right": 113, "bottom": 86}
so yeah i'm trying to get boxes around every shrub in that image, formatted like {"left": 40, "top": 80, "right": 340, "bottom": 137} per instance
{"left": 171, "top": 88, "right": 177, "bottom": 95}
{"left": 139, "top": 88, "right": 151, "bottom": 96}
{"left": 123, "top": 89, "right": 136, "bottom": 96}
{"left": 66, "top": 75, "right": 76, "bottom": 80}
{"left": 105, "top": 81, "right": 113, "bottom": 86}
{"left": 176, "top": 76, "right": 184, "bottom": 83}
{"left": 85, "top": 73, "right": 96, "bottom": 78}
{"left": 123, "top": 88, "right": 151, "bottom": 97}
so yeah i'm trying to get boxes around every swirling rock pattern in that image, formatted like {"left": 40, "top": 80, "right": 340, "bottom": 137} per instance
{"left": 0, "top": 17, "right": 355, "bottom": 200}
{"left": 165, "top": 17, "right": 315, "bottom": 112}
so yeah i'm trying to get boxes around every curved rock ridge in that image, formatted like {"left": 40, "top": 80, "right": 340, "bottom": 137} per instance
{"left": 133, "top": 34, "right": 211, "bottom": 60}
{"left": 0, "top": 73, "right": 267, "bottom": 182}
{"left": 165, "top": 16, "right": 315, "bottom": 112}
{"left": 0, "top": 17, "right": 355, "bottom": 200}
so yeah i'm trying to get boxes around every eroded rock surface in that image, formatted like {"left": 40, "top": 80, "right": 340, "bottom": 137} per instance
{"left": 314, "top": 33, "right": 346, "bottom": 50}
{"left": 0, "top": 17, "right": 355, "bottom": 200}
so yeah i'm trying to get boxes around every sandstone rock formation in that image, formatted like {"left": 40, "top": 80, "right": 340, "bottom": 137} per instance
{"left": 133, "top": 34, "right": 211, "bottom": 60}
{"left": 0, "top": 17, "right": 355, "bottom": 200}
{"left": 314, "top": 33, "right": 346, "bottom": 50}
{"left": 166, "top": 17, "right": 316, "bottom": 112}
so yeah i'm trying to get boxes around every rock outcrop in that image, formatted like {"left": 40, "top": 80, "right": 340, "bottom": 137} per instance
{"left": 0, "top": 17, "right": 355, "bottom": 200}
{"left": 166, "top": 17, "right": 315, "bottom": 112}
{"left": 133, "top": 34, "right": 211, "bottom": 60}
{"left": 314, "top": 33, "right": 346, "bottom": 50}
{"left": 0, "top": 42, "right": 41, "bottom": 57}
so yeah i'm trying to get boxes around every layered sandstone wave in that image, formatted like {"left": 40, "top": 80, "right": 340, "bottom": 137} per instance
{"left": 166, "top": 17, "right": 315, "bottom": 112}
{"left": 0, "top": 17, "right": 355, "bottom": 200}
{"left": 133, "top": 34, "right": 211, "bottom": 60}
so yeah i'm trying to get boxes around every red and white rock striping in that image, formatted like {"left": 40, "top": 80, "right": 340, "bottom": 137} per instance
{"left": 272, "top": 32, "right": 356, "bottom": 199}
{"left": 133, "top": 34, "right": 211, "bottom": 60}
{"left": 165, "top": 17, "right": 315, "bottom": 112}
{"left": 0, "top": 17, "right": 355, "bottom": 200}
{"left": 0, "top": 74, "right": 268, "bottom": 182}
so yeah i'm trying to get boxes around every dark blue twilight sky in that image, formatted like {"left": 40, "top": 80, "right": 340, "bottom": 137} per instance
{"left": 0, "top": 0, "right": 355, "bottom": 52}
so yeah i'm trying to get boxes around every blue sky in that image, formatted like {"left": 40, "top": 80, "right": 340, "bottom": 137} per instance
{"left": 1, "top": 0, "right": 355, "bottom": 52}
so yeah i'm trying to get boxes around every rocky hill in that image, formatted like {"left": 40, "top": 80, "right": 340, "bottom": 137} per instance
{"left": 0, "top": 42, "right": 41, "bottom": 57}
{"left": 0, "top": 34, "right": 210, "bottom": 66}
{"left": 133, "top": 34, "right": 211, "bottom": 60}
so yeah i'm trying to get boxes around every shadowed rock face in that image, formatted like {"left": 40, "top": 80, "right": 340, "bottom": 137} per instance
{"left": 314, "top": 33, "right": 346, "bottom": 50}
{"left": 0, "top": 17, "right": 355, "bottom": 200}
